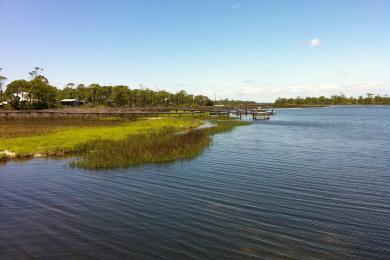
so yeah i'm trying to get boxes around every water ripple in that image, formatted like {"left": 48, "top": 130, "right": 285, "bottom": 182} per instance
{"left": 1, "top": 106, "right": 390, "bottom": 259}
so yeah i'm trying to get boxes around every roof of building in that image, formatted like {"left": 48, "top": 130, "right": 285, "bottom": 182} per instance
{"left": 61, "top": 99, "right": 79, "bottom": 102}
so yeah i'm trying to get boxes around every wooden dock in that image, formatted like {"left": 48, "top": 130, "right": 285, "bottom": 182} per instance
{"left": 0, "top": 108, "right": 276, "bottom": 120}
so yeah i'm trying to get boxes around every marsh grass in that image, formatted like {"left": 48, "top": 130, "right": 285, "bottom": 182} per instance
{"left": 0, "top": 153, "right": 7, "bottom": 161}
{"left": 72, "top": 120, "right": 250, "bottom": 170}
{"left": 0, "top": 117, "right": 202, "bottom": 157}
{"left": 0, "top": 117, "right": 125, "bottom": 138}
{"left": 0, "top": 116, "right": 248, "bottom": 169}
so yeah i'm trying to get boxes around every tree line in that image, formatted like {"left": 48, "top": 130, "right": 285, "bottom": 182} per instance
{"left": 0, "top": 68, "right": 215, "bottom": 110}
{"left": 274, "top": 93, "right": 390, "bottom": 107}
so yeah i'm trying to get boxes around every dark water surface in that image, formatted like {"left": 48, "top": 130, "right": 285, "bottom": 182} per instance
{"left": 1, "top": 106, "right": 390, "bottom": 259}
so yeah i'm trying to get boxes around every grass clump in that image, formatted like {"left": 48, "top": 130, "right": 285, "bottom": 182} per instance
{"left": 71, "top": 128, "right": 209, "bottom": 169}
{"left": 0, "top": 153, "right": 7, "bottom": 161}
{"left": 72, "top": 120, "right": 250, "bottom": 170}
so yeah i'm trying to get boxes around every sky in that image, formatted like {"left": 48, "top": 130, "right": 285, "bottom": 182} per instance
{"left": 0, "top": 0, "right": 389, "bottom": 102}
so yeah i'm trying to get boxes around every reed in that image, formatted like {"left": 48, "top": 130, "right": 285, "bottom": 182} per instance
{"left": 0, "top": 117, "right": 125, "bottom": 138}
{"left": 0, "top": 117, "right": 202, "bottom": 156}
{"left": 0, "top": 153, "right": 6, "bottom": 161}
{"left": 72, "top": 120, "right": 250, "bottom": 170}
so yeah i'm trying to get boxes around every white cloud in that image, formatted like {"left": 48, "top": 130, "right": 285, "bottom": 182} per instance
{"left": 232, "top": 4, "right": 241, "bottom": 9}
{"left": 310, "top": 38, "right": 320, "bottom": 47}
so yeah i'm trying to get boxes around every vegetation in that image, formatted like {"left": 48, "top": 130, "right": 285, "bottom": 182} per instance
{"left": 274, "top": 93, "right": 390, "bottom": 107}
{"left": 58, "top": 85, "right": 213, "bottom": 107}
{"left": 4, "top": 67, "right": 57, "bottom": 109}
{"left": 0, "top": 117, "right": 124, "bottom": 138}
{"left": 1, "top": 67, "right": 214, "bottom": 110}
{"left": 72, "top": 120, "right": 250, "bottom": 170}
{"left": 0, "top": 117, "right": 202, "bottom": 156}
{"left": 0, "top": 153, "right": 6, "bottom": 161}
{"left": 0, "top": 115, "right": 250, "bottom": 169}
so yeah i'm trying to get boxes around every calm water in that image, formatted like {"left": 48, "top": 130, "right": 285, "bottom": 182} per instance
{"left": 1, "top": 106, "right": 390, "bottom": 259}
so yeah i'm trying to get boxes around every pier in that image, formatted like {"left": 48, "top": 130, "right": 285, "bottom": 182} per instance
{"left": 0, "top": 107, "right": 276, "bottom": 120}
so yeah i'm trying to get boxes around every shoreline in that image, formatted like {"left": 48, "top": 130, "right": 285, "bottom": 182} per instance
{"left": 0, "top": 117, "right": 202, "bottom": 161}
{"left": 0, "top": 117, "right": 249, "bottom": 169}
{"left": 274, "top": 104, "right": 390, "bottom": 108}
{"left": 0, "top": 119, "right": 215, "bottom": 161}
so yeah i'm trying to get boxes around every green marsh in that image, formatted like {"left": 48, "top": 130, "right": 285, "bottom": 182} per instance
{"left": 72, "top": 120, "right": 250, "bottom": 170}
{"left": 0, "top": 116, "right": 249, "bottom": 169}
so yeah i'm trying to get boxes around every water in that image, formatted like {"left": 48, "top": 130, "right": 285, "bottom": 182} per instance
{"left": 1, "top": 106, "right": 389, "bottom": 259}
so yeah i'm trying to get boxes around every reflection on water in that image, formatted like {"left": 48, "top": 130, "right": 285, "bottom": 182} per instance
{"left": 1, "top": 106, "right": 390, "bottom": 258}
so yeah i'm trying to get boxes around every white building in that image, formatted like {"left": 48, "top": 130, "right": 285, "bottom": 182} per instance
{"left": 13, "top": 92, "right": 30, "bottom": 102}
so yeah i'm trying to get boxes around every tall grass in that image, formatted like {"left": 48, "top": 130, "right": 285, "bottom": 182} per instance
{"left": 0, "top": 117, "right": 202, "bottom": 156}
{"left": 0, "top": 117, "right": 125, "bottom": 138}
{"left": 72, "top": 120, "right": 250, "bottom": 170}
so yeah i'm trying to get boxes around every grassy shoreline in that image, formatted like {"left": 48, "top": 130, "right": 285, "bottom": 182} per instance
{"left": 72, "top": 119, "right": 249, "bottom": 170}
{"left": 0, "top": 117, "right": 202, "bottom": 158}
{"left": 0, "top": 116, "right": 250, "bottom": 169}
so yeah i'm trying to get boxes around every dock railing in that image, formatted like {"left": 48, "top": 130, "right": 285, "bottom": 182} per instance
{"left": 0, "top": 107, "right": 276, "bottom": 120}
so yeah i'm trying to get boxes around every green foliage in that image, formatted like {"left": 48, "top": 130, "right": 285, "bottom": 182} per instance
{"left": 274, "top": 94, "right": 390, "bottom": 107}
{"left": 0, "top": 117, "right": 202, "bottom": 156}
{"left": 72, "top": 128, "right": 210, "bottom": 169}
{"left": 72, "top": 119, "right": 250, "bottom": 170}
{"left": 0, "top": 117, "right": 249, "bottom": 169}
{"left": 5, "top": 79, "right": 215, "bottom": 109}
{"left": 56, "top": 85, "right": 214, "bottom": 107}
{"left": 30, "top": 78, "right": 57, "bottom": 109}
{"left": 0, "top": 117, "right": 124, "bottom": 138}
{"left": 3, "top": 68, "right": 217, "bottom": 109}
{"left": 0, "top": 153, "right": 6, "bottom": 161}
{"left": 5, "top": 78, "right": 57, "bottom": 110}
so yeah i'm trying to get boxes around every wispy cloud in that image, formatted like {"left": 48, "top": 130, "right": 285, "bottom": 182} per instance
{"left": 231, "top": 4, "right": 241, "bottom": 9}
{"left": 310, "top": 38, "right": 320, "bottom": 47}
{"left": 336, "top": 70, "right": 349, "bottom": 77}
{"left": 173, "top": 83, "right": 192, "bottom": 87}
{"left": 242, "top": 80, "right": 254, "bottom": 84}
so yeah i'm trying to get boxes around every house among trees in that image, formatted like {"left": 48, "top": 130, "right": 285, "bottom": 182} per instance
{"left": 13, "top": 92, "right": 32, "bottom": 102}
{"left": 60, "top": 99, "right": 84, "bottom": 106}
{"left": 1, "top": 67, "right": 220, "bottom": 110}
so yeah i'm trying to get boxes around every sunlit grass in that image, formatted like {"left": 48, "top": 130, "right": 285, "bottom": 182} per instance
{"left": 0, "top": 117, "right": 125, "bottom": 138}
{"left": 72, "top": 120, "right": 250, "bottom": 170}
{"left": 0, "top": 117, "right": 202, "bottom": 156}
{"left": 0, "top": 116, "right": 250, "bottom": 169}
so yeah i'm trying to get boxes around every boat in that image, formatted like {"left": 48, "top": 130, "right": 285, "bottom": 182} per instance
{"left": 256, "top": 107, "right": 276, "bottom": 115}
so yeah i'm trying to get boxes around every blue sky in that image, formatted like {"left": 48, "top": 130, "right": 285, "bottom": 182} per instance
{"left": 0, "top": 0, "right": 389, "bottom": 101}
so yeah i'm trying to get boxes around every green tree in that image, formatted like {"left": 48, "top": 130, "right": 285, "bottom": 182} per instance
{"left": 4, "top": 80, "right": 31, "bottom": 109}
{"left": 274, "top": 94, "right": 390, "bottom": 107}
{"left": 88, "top": 84, "right": 102, "bottom": 105}
{"left": 111, "top": 85, "right": 129, "bottom": 107}
{"left": 30, "top": 78, "right": 57, "bottom": 109}
{"left": 29, "top": 67, "right": 44, "bottom": 80}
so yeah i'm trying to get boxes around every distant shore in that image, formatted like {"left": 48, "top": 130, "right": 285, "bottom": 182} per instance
{"left": 274, "top": 104, "right": 329, "bottom": 108}
{"left": 274, "top": 104, "right": 390, "bottom": 108}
